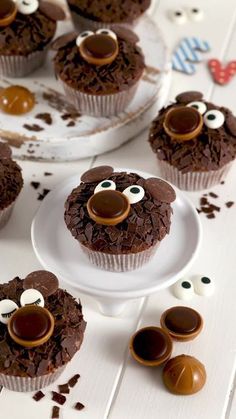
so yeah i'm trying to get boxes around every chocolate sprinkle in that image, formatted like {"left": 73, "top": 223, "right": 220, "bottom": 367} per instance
{"left": 44, "top": 172, "right": 53, "bottom": 176}
{"left": 226, "top": 201, "right": 234, "bottom": 208}
{"left": 37, "top": 188, "right": 51, "bottom": 201}
{"left": 68, "top": 373, "right": 80, "bottom": 388}
{"left": 23, "top": 124, "right": 44, "bottom": 132}
{"left": 52, "top": 392, "right": 66, "bottom": 405}
{"left": 35, "top": 113, "right": 53, "bottom": 125}
{"left": 58, "top": 383, "right": 70, "bottom": 394}
{"left": 74, "top": 402, "right": 85, "bottom": 411}
{"left": 31, "top": 181, "right": 40, "bottom": 190}
{"left": 33, "top": 391, "right": 45, "bottom": 401}
{"left": 209, "top": 192, "right": 218, "bottom": 198}
{"left": 51, "top": 406, "right": 60, "bottom": 419}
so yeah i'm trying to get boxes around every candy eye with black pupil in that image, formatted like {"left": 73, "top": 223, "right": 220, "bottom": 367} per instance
{"left": 96, "top": 29, "right": 117, "bottom": 41}
{"left": 94, "top": 180, "right": 116, "bottom": 194}
{"left": 193, "top": 275, "right": 215, "bottom": 296}
{"left": 17, "top": 0, "right": 39, "bottom": 15}
{"left": 20, "top": 289, "right": 44, "bottom": 308}
{"left": 123, "top": 185, "right": 145, "bottom": 204}
{"left": 76, "top": 31, "right": 94, "bottom": 47}
{"left": 204, "top": 110, "right": 225, "bottom": 129}
{"left": 0, "top": 299, "right": 19, "bottom": 324}
{"left": 188, "top": 7, "right": 204, "bottom": 22}
{"left": 187, "top": 101, "right": 207, "bottom": 115}
{"left": 168, "top": 9, "right": 187, "bottom": 24}
{"left": 172, "top": 279, "right": 194, "bottom": 301}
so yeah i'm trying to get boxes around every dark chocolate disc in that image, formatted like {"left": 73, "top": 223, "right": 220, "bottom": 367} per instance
{"left": 89, "top": 190, "right": 128, "bottom": 218}
{"left": 165, "top": 107, "right": 201, "bottom": 135}
{"left": 23, "top": 270, "right": 59, "bottom": 297}
{"left": 112, "top": 26, "right": 139, "bottom": 44}
{"left": 133, "top": 328, "right": 168, "bottom": 361}
{"left": 0, "top": 142, "right": 12, "bottom": 159}
{"left": 176, "top": 91, "right": 203, "bottom": 104}
{"left": 81, "top": 166, "right": 114, "bottom": 183}
{"left": 226, "top": 114, "right": 236, "bottom": 137}
{"left": 145, "top": 178, "right": 176, "bottom": 203}
{"left": 39, "top": 1, "right": 66, "bottom": 21}
{"left": 11, "top": 307, "right": 51, "bottom": 340}
{"left": 51, "top": 32, "right": 77, "bottom": 51}
{"left": 164, "top": 307, "right": 201, "bottom": 335}
{"left": 81, "top": 34, "right": 117, "bottom": 60}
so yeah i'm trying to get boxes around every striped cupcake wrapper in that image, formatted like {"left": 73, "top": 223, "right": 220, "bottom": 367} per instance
{"left": 0, "top": 202, "right": 15, "bottom": 230}
{"left": 0, "top": 365, "right": 66, "bottom": 392}
{"left": 157, "top": 160, "right": 233, "bottom": 191}
{"left": 0, "top": 48, "right": 49, "bottom": 78}
{"left": 59, "top": 78, "right": 140, "bottom": 117}
{"left": 69, "top": 10, "right": 138, "bottom": 31}
{"left": 80, "top": 242, "right": 160, "bottom": 272}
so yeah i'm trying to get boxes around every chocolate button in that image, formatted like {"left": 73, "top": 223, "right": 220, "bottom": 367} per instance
{"left": 39, "top": 1, "right": 65, "bottom": 21}
{"left": 176, "top": 91, "right": 203, "bottom": 104}
{"left": 163, "top": 106, "right": 203, "bottom": 142}
{"left": 23, "top": 270, "right": 59, "bottom": 297}
{"left": 79, "top": 34, "right": 119, "bottom": 66}
{"left": 81, "top": 166, "right": 114, "bottom": 183}
{"left": 144, "top": 178, "right": 176, "bottom": 203}
{"left": 0, "top": 0, "right": 17, "bottom": 27}
{"left": 0, "top": 142, "right": 12, "bottom": 159}
{"left": 87, "top": 190, "right": 130, "bottom": 226}
{"left": 0, "top": 86, "right": 35, "bottom": 115}
{"left": 161, "top": 306, "right": 203, "bottom": 341}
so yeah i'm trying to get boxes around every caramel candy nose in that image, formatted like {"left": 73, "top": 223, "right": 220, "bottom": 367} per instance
{"left": 8, "top": 306, "right": 54, "bottom": 348}
{"left": 80, "top": 34, "right": 119, "bottom": 66}
{"left": 87, "top": 190, "right": 130, "bottom": 225}
{"left": 0, "top": 0, "right": 17, "bottom": 27}
{"left": 163, "top": 106, "right": 203, "bottom": 142}
{"left": 0, "top": 86, "right": 35, "bottom": 115}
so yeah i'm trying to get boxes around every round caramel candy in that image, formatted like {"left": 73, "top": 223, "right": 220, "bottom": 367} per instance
{"left": 0, "top": 0, "right": 17, "bottom": 27}
{"left": 8, "top": 305, "right": 54, "bottom": 348}
{"left": 129, "top": 326, "right": 173, "bottom": 367}
{"left": 0, "top": 85, "right": 35, "bottom": 115}
{"left": 163, "top": 355, "right": 206, "bottom": 395}
{"left": 160, "top": 306, "right": 203, "bottom": 341}
{"left": 87, "top": 190, "right": 130, "bottom": 226}
{"left": 79, "top": 34, "right": 119, "bottom": 66}
{"left": 163, "top": 106, "right": 203, "bottom": 142}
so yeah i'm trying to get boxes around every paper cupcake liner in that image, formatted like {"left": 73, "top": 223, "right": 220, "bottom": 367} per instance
{"left": 59, "top": 78, "right": 140, "bottom": 117}
{"left": 0, "top": 202, "right": 15, "bottom": 230}
{"left": 80, "top": 242, "right": 160, "bottom": 272}
{"left": 157, "top": 160, "right": 233, "bottom": 191}
{"left": 0, "top": 365, "right": 66, "bottom": 392}
{"left": 69, "top": 10, "right": 138, "bottom": 31}
{"left": 0, "top": 48, "right": 49, "bottom": 78}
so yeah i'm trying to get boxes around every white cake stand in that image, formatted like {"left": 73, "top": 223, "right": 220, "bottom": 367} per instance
{"left": 31, "top": 168, "right": 202, "bottom": 316}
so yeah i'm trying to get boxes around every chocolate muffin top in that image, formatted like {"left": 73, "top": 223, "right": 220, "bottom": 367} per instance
{"left": 64, "top": 166, "right": 176, "bottom": 254}
{"left": 67, "top": 0, "right": 151, "bottom": 24}
{"left": 149, "top": 91, "right": 236, "bottom": 173}
{"left": 53, "top": 29, "right": 145, "bottom": 95}
{"left": 0, "top": 274, "right": 86, "bottom": 377}
{"left": 0, "top": 144, "right": 23, "bottom": 210}
{"left": 0, "top": 10, "right": 56, "bottom": 56}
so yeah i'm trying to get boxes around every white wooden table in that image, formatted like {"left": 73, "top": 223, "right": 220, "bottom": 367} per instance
{"left": 1, "top": 1, "right": 236, "bottom": 418}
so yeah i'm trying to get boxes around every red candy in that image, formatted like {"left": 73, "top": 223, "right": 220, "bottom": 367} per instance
{"left": 208, "top": 59, "right": 236, "bottom": 85}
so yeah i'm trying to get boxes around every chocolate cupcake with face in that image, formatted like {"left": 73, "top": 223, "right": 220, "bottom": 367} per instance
{"left": 66, "top": 0, "right": 151, "bottom": 32}
{"left": 0, "top": 142, "right": 23, "bottom": 229}
{"left": 53, "top": 28, "right": 145, "bottom": 117}
{"left": 149, "top": 91, "right": 236, "bottom": 190}
{"left": 0, "top": 0, "right": 65, "bottom": 77}
{"left": 64, "top": 166, "right": 176, "bottom": 272}
{"left": 0, "top": 270, "right": 86, "bottom": 392}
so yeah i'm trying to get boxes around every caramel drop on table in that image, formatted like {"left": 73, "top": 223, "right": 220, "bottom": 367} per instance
{"left": 0, "top": 85, "right": 35, "bottom": 115}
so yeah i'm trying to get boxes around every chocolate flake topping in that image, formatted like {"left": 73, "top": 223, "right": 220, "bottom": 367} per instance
{"left": 68, "top": 373, "right": 80, "bottom": 388}
{"left": 58, "top": 383, "right": 70, "bottom": 394}
{"left": 52, "top": 391, "right": 66, "bottom": 405}
{"left": 74, "top": 402, "right": 85, "bottom": 411}
{"left": 37, "top": 188, "right": 50, "bottom": 201}
{"left": 31, "top": 181, "right": 40, "bottom": 190}
{"left": 51, "top": 406, "right": 60, "bottom": 419}
{"left": 33, "top": 390, "right": 45, "bottom": 401}
{"left": 226, "top": 201, "right": 234, "bottom": 208}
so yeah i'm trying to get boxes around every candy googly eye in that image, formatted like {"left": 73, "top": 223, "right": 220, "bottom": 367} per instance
{"left": 76, "top": 31, "right": 94, "bottom": 47}
{"left": 123, "top": 185, "right": 145, "bottom": 204}
{"left": 187, "top": 7, "right": 204, "bottom": 22}
{"left": 168, "top": 9, "right": 187, "bottom": 25}
{"left": 96, "top": 29, "right": 117, "bottom": 41}
{"left": 204, "top": 110, "right": 225, "bottom": 129}
{"left": 17, "top": 0, "right": 39, "bottom": 15}
{"left": 0, "top": 299, "right": 19, "bottom": 324}
{"left": 172, "top": 279, "right": 194, "bottom": 301}
{"left": 187, "top": 101, "right": 207, "bottom": 115}
{"left": 192, "top": 275, "right": 215, "bottom": 297}
{"left": 94, "top": 180, "right": 116, "bottom": 194}
{"left": 20, "top": 289, "right": 44, "bottom": 308}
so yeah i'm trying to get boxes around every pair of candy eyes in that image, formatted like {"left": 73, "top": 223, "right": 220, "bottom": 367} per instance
{"left": 76, "top": 29, "right": 117, "bottom": 47}
{"left": 94, "top": 181, "right": 145, "bottom": 204}
{"left": 0, "top": 289, "right": 44, "bottom": 324}
{"left": 15, "top": 0, "right": 39, "bottom": 15}
{"left": 170, "top": 8, "right": 204, "bottom": 24}
{"left": 187, "top": 101, "right": 225, "bottom": 129}
{"left": 173, "top": 276, "right": 214, "bottom": 300}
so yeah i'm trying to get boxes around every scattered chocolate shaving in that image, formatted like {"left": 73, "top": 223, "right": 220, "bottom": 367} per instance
{"left": 197, "top": 195, "right": 220, "bottom": 219}
{"left": 226, "top": 201, "right": 234, "bottom": 208}
{"left": 35, "top": 113, "right": 53, "bottom": 125}
{"left": 44, "top": 172, "right": 53, "bottom": 176}
{"left": 33, "top": 391, "right": 45, "bottom": 401}
{"left": 51, "top": 406, "right": 60, "bottom": 419}
{"left": 67, "top": 121, "right": 75, "bottom": 127}
{"left": 23, "top": 124, "right": 44, "bottom": 132}
{"left": 52, "top": 392, "right": 66, "bottom": 405}
{"left": 58, "top": 383, "right": 70, "bottom": 394}
{"left": 221, "top": 181, "right": 225, "bottom": 185}
{"left": 68, "top": 374, "right": 80, "bottom": 388}
{"left": 31, "top": 181, "right": 40, "bottom": 190}
{"left": 74, "top": 402, "right": 85, "bottom": 411}
{"left": 209, "top": 192, "right": 218, "bottom": 198}
{"left": 37, "top": 188, "right": 50, "bottom": 201}
{"left": 207, "top": 213, "right": 215, "bottom": 219}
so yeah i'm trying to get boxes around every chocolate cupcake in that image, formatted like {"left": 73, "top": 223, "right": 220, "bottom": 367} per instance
{"left": 0, "top": 0, "right": 65, "bottom": 77}
{"left": 0, "top": 142, "right": 23, "bottom": 229}
{"left": 149, "top": 91, "right": 236, "bottom": 190}
{"left": 53, "top": 28, "right": 145, "bottom": 117}
{"left": 0, "top": 271, "right": 86, "bottom": 392}
{"left": 67, "top": 0, "right": 151, "bottom": 31}
{"left": 64, "top": 166, "right": 176, "bottom": 272}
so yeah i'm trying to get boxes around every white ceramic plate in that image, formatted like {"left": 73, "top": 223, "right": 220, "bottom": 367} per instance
{"left": 31, "top": 168, "right": 202, "bottom": 314}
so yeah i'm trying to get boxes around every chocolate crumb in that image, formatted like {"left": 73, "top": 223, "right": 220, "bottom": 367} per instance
{"left": 207, "top": 213, "right": 215, "bottom": 219}
{"left": 226, "top": 201, "right": 234, "bottom": 208}
{"left": 220, "top": 181, "right": 225, "bottom": 185}
{"left": 35, "top": 113, "right": 53, "bottom": 125}
{"left": 23, "top": 124, "right": 44, "bottom": 132}
{"left": 31, "top": 181, "right": 40, "bottom": 190}
{"left": 37, "top": 189, "right": 50, "bottom": 201}
{"left": 200, "top": 197, "right": 208, "bottom": 206}
{"left": 196, "top": 208, "right": 201, "bottom": 213}
{"left": 67, "top": 121, "right": 75, "bottom": 127}
{"left": 44, "top": 172, "right": 53, "bottom": 176}
{"left": 209, "top": 192, "right": 218, "bottom": 198}
{"left": 68, "top": 374, "right": 80, "bottom": 388}
{"left": 52, "top": 391, "right": 66, "bottom": 405}
{"left": 58, "top": 383, "right": 70, "bottom": 394}
{"left": 33, "top": 391, "right": 45, "bottom": 401}
{"left": 74, "top": 402, "right": 85, "bottom": 411}
{"left": 52, "top": 406, "right": 60, "bottom": 419}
